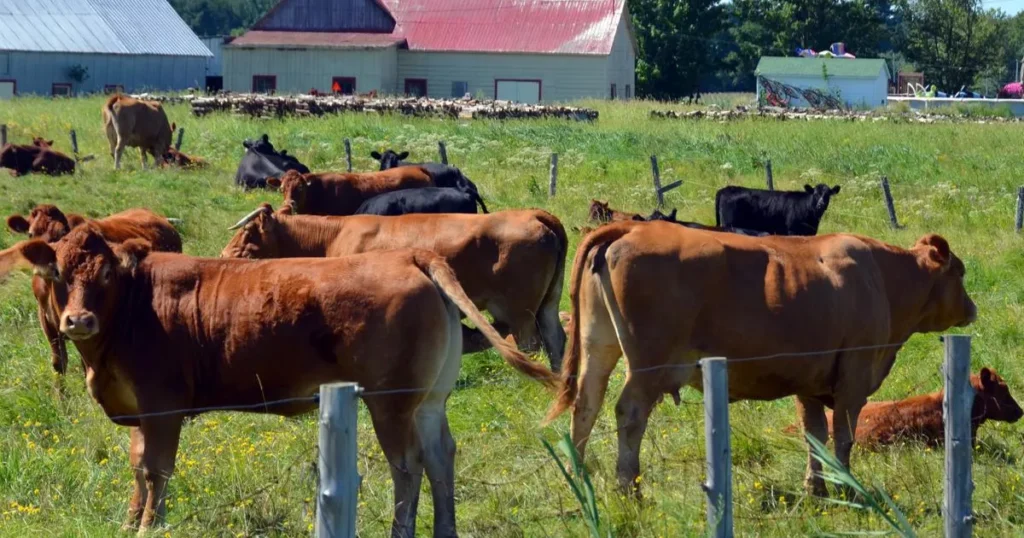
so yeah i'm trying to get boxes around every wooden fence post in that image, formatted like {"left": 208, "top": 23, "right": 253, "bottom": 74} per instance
{"left": 0, "top": 124, "right": 7, "bottom": 146}
{"left": 344, "top": 139, "right": 353, "bottom": 172}
{"left": 1015, "top": 187, "right": 1023, "bottom": 233}
{"left": 549, "top": 153, "right": 558, "bottom": 197}
{"left": 765, "top": 159, "right": 774, "bottom": 191}
{"left": 943, "top": 335, "right": 973, "bottom": 538}
{"left": 880, "top": 176, "right": 902, "bottom": 229}
{"left": 651, "top": 155, "right": 663, "bottom": 207}
{"left": 316, "top": 382, "right": 361, "bottom": 538}
{"left": 438, "top": 140, "right": 448, "bottom": 165}
{"left": 175, "top": 127, "right": 185, "bottom": 151}
{"left": 702, "top": 357, "right": 733, "bottom": 538}
{"left": 69, "top": 129, "right": 79, "bottom": 155}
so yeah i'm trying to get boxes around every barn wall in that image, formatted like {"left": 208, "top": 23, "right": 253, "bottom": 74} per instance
{"left": 760, "top": 73, "right": 888, "bottom": 109}
{"left": 606, "top": 11, "right": 636, "bottom": 100}
{"left": 223, "top": 47, "right": 397, "bottom": 94}
{"left": 4, "top": 52, "right": 208, "bottom": 95}
{"left": 396, "top": 51, "right": 608, "bottom": 103}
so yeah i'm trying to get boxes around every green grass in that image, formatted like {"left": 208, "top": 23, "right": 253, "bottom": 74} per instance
{"left": 1, "top": 95, "right": 1023, "bottom": 537}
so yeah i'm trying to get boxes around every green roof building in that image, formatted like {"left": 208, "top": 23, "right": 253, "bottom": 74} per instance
{"left": 755, "top": 56, "right": 891, "bottom": 109}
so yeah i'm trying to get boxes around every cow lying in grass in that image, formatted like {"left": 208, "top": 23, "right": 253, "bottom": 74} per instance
{"left": 235, "top": 134, "right": 309, "bottom": 189}
{"left": 642, "top": 208, "right": 769, "bottom": 236}
{"left": 7, "top": 204, "right": 182, "bottom": 374}
{"left": 370, "top": 149, "right": 488, "bottom": 212}
{"left": 270, "top": 167, "right": 434, "bottom": 216}
{"left": 221, "top": 204, "right": 568, "bottom": 370}
{"left": 162, "top": 147, "right": 207, "bottom": 169}
{"left": 715, "top": 183, "right": 841, "bottom": 236}
{"left": 355, "top": 186, "right": 483, "bottom": 216}
{"left": 0, "top": 138, "right": 76, "bottom": 176}
{"left": 784, "top": 367, "right": 1022, "bottom": 448}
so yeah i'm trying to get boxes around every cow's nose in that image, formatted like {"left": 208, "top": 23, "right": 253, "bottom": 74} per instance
{"left": 61, "top": 312, "right": 99, "bottom": 339}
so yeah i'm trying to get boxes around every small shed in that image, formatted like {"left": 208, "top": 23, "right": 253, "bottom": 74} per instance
{"left": 755, "top": 57, "right": 890, "bottom": 109}
{"left": 0, "top": 0, "right": 212, "bottom": 98}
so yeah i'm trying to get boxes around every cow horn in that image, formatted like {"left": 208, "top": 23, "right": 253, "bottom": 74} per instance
{"left": 227, "top": 207, "right": 265, "bottom": 231}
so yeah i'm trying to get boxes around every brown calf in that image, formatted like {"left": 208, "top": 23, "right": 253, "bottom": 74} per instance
{"left": 268, "top": 166, "right": 434, "bottom": 216}
{"left": 548, "top": 221, "right": 976, "bottom": 497}
{"left": 221, "top": 204, "right": 569, "bottom": 370}
{"left": 7, "top": 205, "right": 182, "bottom": 374}
{"left": 0, "top": 227, "right": 555, "bottom": 536}
{"left": 784, "top": 367, "right": 1023, "bottom": 447}
{"left": 102, "top": 94, "right": 175, "bottom": 170}
{"left": 161, "top": 147, "right": 207, "bottom": 169}
{"left": 0, "top": 139, "right": 75, "bottom": 176}
{"left": 588, "top": 199, "right": 640, "bottom": 223}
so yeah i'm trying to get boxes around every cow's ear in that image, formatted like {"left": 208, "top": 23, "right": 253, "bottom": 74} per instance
{"left": 917, "top": 234, "right": 951, "bottom": 271}
{"left": 370, "top": 151, "right": 382, "bottom": 160}
{"left": 66, "top": 214, "right": 87, "bottom": 228}
{"left": 261, "top": 134, "right": 269, "bottom": 143}
{"left": 0, "top": 239, "right": 55, "bottom": 279}
{"left": 830, "top": 185, "right": 841, "bottom": 195}
{"left": 266, "top": 177, "right": 282, "bottom": 190}
{"left": 804, "top": 184, "right": 814, "bottom": 193}
{"left": 980, "top": 367, "right": 996, "bottom": 390}
{"left": 6, "top": 215, "right": 29, "bottom": 234}
{"left": 398, "top": 151, "right": 409, "bottom": 160}
{"left": 114, "top": 238, "right": 152, "bottom": 274}
{"left": 46, "top": 140, "right": 54, "bottom": 147}
{"left": 242, "top": 139, "right": 253, "bottom": 149}
{"left": 668, "top": 209, "right": 678, "bottom": 220}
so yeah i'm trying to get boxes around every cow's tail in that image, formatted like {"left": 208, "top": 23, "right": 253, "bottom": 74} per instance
{"left": 459, "top": 170, "right": 489, "bottom": 213}
{"left": 415, "top": 252, "right": 558, "bottom": 389}
{"left": 544, "top": 223, "right": 634, "bottom": 423}
{"left": 714, "top": 190, "right": 722, "bottom": 227}
{"left": 105, "top": 94, "right": 123, "bottom": 141}
{"left": 533, "top": 210, "right": 568, "bottom": 362}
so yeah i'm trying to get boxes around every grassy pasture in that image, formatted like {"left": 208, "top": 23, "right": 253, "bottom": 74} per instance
{"left": 0, "top": 95, "right": 1023, "bottom": 537}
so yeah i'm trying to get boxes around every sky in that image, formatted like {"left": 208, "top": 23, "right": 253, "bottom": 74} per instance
{"left": 985, "top": 0, "right": 1024, "bottom": 14}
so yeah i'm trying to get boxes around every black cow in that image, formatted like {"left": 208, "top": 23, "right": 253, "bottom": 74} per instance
{"left": 235, "top": 134, "right": 310, "bottom": 189}
{"left": 714, "top": 184, "right": 841, "bottom": 236}
{"left": 638, "top": 208, "right": 769, "bottom": 237}
{"left": 370, "top": 149, "right": 488, "bottom": 213}
{"left": 355, "top": 187, "right": 483, "bottom": 216}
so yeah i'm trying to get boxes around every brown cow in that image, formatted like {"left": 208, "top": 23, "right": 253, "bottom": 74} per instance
{"left": 221, "top": 204, "right": 568, "bottom": 370}
{"left": 547, "top": 221, "right": 976, "bottom": 497}
{"left": 0, "top": 139, "right": 76, "bottom": 176}
{"left": 0, "top": 226, "right": 555, "bottom": 536}
{"left": 161, "top": 147, "right": 207, "bottom": 169}
{"left": 588, "top": 199, "right": 640, "bottom": 223}
{"left": 7, "top": 205, "right": 182, "bottom": 374}
{"left": 268, "top": 166, "right": 433, "bottom": 216}
{"left": 784, "top": 367, "right": 1023, "bottom": 447}
{"left": 102, "top": 94, "right": 175, "bottom": 170}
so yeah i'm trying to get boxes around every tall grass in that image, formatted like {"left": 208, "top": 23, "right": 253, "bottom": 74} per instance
{"left": 0, "top": 95, "right": 1021, "bottom": 536}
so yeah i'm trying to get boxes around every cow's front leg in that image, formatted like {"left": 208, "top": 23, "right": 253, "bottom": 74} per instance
{"left": 137, "top": 416, "right": 183, "bottom": 535}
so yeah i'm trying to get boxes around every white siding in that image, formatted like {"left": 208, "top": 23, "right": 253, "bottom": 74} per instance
{"left": 759, "top": 71, "right": 888, "bottom": 109}
{"left": 397, "top": 51, "right": 607, "bottom": 103}
{"left": 223, "top": 47, "right": 397, "bottom": 94}
{"left": 2, "top": 51, "right": 207, "bottom": 95}
{"left": 606, "top": 8, "right": 636, "bottom": 100}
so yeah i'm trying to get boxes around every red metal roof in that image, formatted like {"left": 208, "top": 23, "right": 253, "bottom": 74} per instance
{"left": 230, "top": 31, "right": 404, "bottom": 49}
{"left": 235, "top": 0, "right": 627, "bottom": 55}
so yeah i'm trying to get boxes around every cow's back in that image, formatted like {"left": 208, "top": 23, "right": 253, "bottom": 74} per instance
{"left": 97, "top": 209, "right": 182, "bottom": 252}
{"left": 315, "top": 167, "right": 433, "bottom": 215}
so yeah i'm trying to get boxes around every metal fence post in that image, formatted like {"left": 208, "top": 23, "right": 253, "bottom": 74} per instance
{"left": 344, "top": 139, "right": 352, "bottom": 172}
{"left": 69, "top": 129, "right": 79, "bottom": 155}
{"left": 1015, "top": 187, "right": 1023, "bottom": 233}
{"left": 651, "top": 155, "right": 663, "bottom": 207}
{"left": 943, "top": 335, "right": 973, "bottom": 538}
{"left": 1, "top": 124, "right": 7, "bottom": 146}
{"left": 765, "top": 159, "right": 774, "bottom": 191}
{"left": 702, "top": 357, "right": 733, "bottom": 538}
{"left": 316, "top": 382, "right": 361, "bottom": 538}
{"left": 438, "top": 140, "right": 448, "bottom": 165}
{"left": 549, "top": 153, "right": 558, "bottom": 197}
{"left": 175, "top": 127, "right": 185, "bottom": 151}
{"left": 880, "top": 176, "right": 902, "bottom": 229}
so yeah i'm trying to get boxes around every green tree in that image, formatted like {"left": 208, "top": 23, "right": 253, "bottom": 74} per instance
{"left": 169, "top": 0, "right": 276, "bottom": 36}
{"left": 630, "top": 0, "right": 725, "bottom": 99}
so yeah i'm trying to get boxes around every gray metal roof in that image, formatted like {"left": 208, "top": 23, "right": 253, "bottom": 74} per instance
{"left": 0, "top": 0, "right": 213, "bottom": 57}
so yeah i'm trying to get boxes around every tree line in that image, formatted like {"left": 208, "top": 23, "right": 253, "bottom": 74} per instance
{"left": 171, "top": 0, "right": 1024, "bottom": 100}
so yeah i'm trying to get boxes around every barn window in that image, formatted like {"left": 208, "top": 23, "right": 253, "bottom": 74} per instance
{"left": 51, "top": 83, "right": 72, "bottom": 97}
{"left": 451, "top": 81, "right": 469, "bottom": 98}
{"left": 610, "top": 84, "right": 617, "bottom": 100}
{"left": 625, "top": 85, "right": 632, "bottom": 99}
{"left": 405, "top": 79, "right": 427, "bottom": 97}
{"left": 252, "top": 75, "right": 276, "bottom": 94}
{"left": 104, "top": 84, "right": 123, "bottom": 94}
{"left": 332, "top": 77, "right": 356, "bottom": 95}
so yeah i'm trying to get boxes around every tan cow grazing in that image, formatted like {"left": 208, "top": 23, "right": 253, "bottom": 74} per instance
{"left": 7, "top": 205, "right": 182, "bottom": 374}
{"left": 0, "top": 226, "right": 556, "bottom": 536}
{"left": 784, "top": 367, "right": 1023, "bottom": 448}
{"left": 102, "top": 94, "right": 175, "bottom": 170}
{"left": 268, "top": 166, "right": 433, "bottom": 216}
{"left": 546, "top": 220, "right": 976, "bottom": 497}
{"left": 221, "top": 203, "right": 569, "bottom": 370}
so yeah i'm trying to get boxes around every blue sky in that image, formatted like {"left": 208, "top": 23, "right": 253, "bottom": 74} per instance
{"left": 986, "top": 0, "right": 1024, "bottom": 14}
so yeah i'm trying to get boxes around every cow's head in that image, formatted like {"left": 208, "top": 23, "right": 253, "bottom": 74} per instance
{"left": 804, "top": 184, "right": 841, "bottom": 213}
{"left": 221, "top": 203, "right": 279, "bottom": 259}
{"left": 910, "top": 234, "right": 976, "bottom": 332}
{"left": 0, "top": 144, "right": 23, "bottom": 169}
{"left": 971, "top": 367, "right": 1024, "bottom": 424}
{"left": 243, "top": 134, "right": 276, "bottom": 155}
{"left": 7, "top": 204, "right": 74, "bottom": 242}
{"left": 267, "top": 170, "right": 310, "bottom": 213}
{"left": 369, "top": 149, "right": 409, "bottom": 171}
{"left": 588, "top": 200, "right": 612, "bottom": 223}
{"left": 31, "top": 138, "right": 55, "bottom": 149}
{"left": 2, "top": 226, "right": 151, "bottom": 341}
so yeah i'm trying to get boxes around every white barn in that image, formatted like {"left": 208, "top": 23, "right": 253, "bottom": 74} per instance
{"left": 755, "top": 57, "right": 890, "bottom": 109}
{"left": 0, "top": 0, "right": 212, "bottom": 98}
{"left": 224, "top": 0, "right": 637, "bottom": 103}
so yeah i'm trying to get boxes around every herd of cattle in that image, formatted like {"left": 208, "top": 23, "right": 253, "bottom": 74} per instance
{"left": 0, "top": 94, "right": 1020, "bottom": 537}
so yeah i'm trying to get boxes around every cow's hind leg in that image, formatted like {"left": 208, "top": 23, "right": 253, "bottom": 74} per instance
{"left": 366, "top": 397, "right": 424, "bottom": 538}
{"left": 796, "top": 396, "right": 830, "bottom": 497}
{"left": 114, "top": 138, "right": 126, "bottom": 170}
{"left": 832, "top": 392, "right": 867, "bottom": 501}
{"left": 615, "top": 374, "right": 661, "bottom": 497}
{"left": 537, "top": 302, "right": 567, "bottom": 373}
{"left": 568, "top": 305, "right": 621, "bottom": 463}
{"left": 137, "top": 416, "right": 183, "bottom": 535}
{"left": 122, "top": 427, "right": 147, "bottom": 531}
